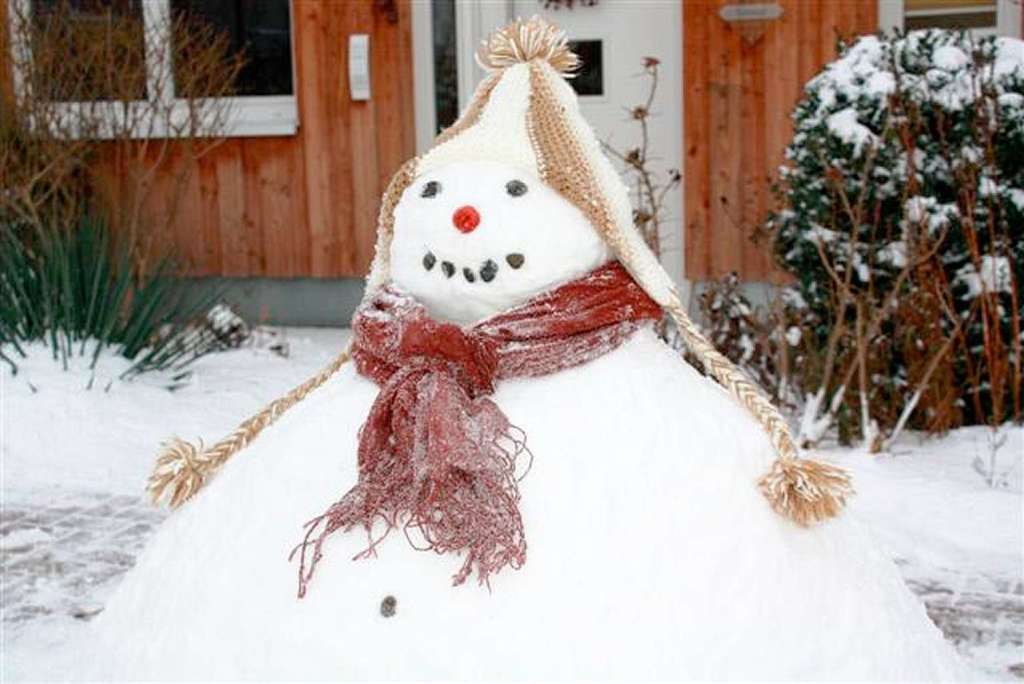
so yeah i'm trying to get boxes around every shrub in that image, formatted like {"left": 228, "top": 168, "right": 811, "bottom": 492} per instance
{"left": 0, "top": 218, "right": 225, "bottom": 377}
{"left": 771, "top": 30, "right": 1023, "bottom": 447}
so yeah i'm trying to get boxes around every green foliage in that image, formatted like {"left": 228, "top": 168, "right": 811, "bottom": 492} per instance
{"left": 0, "top": 218, "right": 224, "bottom": 377}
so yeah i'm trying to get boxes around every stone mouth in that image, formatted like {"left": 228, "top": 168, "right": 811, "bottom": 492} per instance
{"left": 422, "top": 252, "right": 525, "bottom": 283}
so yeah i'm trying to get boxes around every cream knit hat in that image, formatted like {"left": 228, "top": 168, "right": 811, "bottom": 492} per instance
{"left": 150, "top": 18, "right": 852, "bottom": 527}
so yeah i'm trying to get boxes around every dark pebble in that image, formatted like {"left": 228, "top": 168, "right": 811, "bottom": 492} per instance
{"left": 480, "top": 259, "right": 498, "bottom": 283}
{"left": 380, "top": 595, "right": 397, "bottom": 618}
{"left": 423, "top": 252, "right": 436, "bottom": 271}
{"left": 463, "top": 267, "right": 476, "bottom": 283}
{"left": 506, "top": 253, "right": 525, "bottom": 269}
{"left": 441, "top": 261, "right": 455, "bottom": 278}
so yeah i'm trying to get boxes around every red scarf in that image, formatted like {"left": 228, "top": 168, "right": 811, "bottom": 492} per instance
{"left": 292, "top": 262, "right": 662, "bottom": 597}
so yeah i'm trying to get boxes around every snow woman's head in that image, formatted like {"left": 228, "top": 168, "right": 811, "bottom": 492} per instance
{"left": 388, "top": 160, "right": 612, "bottom": 324}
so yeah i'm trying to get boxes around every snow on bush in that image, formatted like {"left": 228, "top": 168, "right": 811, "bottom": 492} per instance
{"left": 771, "top": 30, "right": 1023, "bottom": 445}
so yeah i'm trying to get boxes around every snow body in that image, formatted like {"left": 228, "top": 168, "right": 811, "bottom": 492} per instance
{"left": 85, "top": 159, "right": 962, "bottom": 679}
{"left": 86, "top": 328, "right": 961, "bottom": 680}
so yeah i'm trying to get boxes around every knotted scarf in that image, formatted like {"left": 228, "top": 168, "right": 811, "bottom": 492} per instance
{"left": 292, "top": 261, "right": 662, "bottom": 597}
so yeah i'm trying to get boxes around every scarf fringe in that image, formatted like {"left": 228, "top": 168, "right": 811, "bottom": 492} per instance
{"left": 291, "top": 426, "right": 529, "bottom": 598}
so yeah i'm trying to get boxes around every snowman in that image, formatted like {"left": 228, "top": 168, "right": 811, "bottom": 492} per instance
{"left": 85, "top": 18, "right": 963, "bottom": 680}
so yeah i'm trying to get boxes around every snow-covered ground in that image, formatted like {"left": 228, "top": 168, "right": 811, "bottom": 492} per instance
{"left": 1, "top": 329, "right": 1021, "bottom": 681}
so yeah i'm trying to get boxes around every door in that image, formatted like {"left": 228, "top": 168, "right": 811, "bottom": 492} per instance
{"left": 414, "top": 0, "right": 685, "bottom": 282}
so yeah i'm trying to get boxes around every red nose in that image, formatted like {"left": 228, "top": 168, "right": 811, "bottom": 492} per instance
{"left": 452, "top": 205, "right": 480, "bottom": 233}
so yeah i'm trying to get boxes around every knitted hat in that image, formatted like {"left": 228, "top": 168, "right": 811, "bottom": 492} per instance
{"left": 149, "top": 18, "right": 852, "bottom": 527}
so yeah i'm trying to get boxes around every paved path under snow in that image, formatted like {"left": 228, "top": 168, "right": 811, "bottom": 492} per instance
{"left": 1, "top": 492, "right": 1021, "bottom": 680}
{"left": 1, "top": 493, "right": 164, "bottom": 628}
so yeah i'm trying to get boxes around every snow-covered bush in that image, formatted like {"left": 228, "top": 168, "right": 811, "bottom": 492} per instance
{"left": 771, "top": 30, "right": 1023, "bottom": 446}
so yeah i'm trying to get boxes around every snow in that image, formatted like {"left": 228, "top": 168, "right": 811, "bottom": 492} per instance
{"left": 785, "top": 326, "right": 802, "bottom": 347}
{"left": 2, "top": 330, "right": 1020, "bottom": 679}
{"left": 826, "top": 107, "right": 876, "bottom": 155}
{"left": 956, "top": 256, "right": 1014, "bottom": 298}
{"left": 934, "top": 45, "right": 970, "bottom": 71}
{"left": 1009, "top": 187, "right": 1024, "bottom": 211}
{"left": 1, "top": 328, "right": 350, "bottom": 680}
{"left": 2, "top": 329, "right": 346, "bottom": 496}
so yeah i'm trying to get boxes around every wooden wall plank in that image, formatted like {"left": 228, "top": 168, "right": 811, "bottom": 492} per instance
{"left": 295, "top": 0, "right": 341, "bottom": 277}
{"left": 216, "top": 140, "right": 248, "bottom": 277}
{"left": 684, "top": 0, "right": 879, "bottom": 281}
{"left": 348, "top": 0, "right": 382, "bottom": 273}
{"left": 742, "top": 36, "right": 770, "bottom": 278}
{"left": 708, "top": 0, "right": 743, "bottom": 276}
{"left": 684, "top": 0, "right": 712, "bottom": 284}
{"left": 197, "top": 152, "right": 224, "bottom": 274}
{"left": 0, "top": 0, "right": 12, "bottom": 107}
{"left": 172, "top": 152, "right": 205, "bottom": 272}
{"left": 284, "top": 139, "right": 311, "bottom": 277}
{"left": 253, "top": 139, "right": 300, "bottom": 277}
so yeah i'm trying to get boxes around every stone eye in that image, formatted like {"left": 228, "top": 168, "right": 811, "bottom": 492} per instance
{"left": 505, "top": 180, "right": 528, "bottom": 197}
{"left": 421, "top": 181, "right": 441, "bottom": 198}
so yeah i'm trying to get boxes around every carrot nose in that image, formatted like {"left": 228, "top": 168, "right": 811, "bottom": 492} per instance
{"left": 452, "top": 205, "right": 480, "bottom": 233}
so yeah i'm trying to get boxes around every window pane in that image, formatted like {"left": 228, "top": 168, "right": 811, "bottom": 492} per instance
{"left": 906, "top": 0, "right": 994, "bottom": 10}
{"left": 30, "top": 0, "right": 146, "bottom": 102}
{"left": 909, "top": 0, "right": 995, "bottom": 9}
{"left": 905, "top": 11, "right": 997, "bottom": 29}
{"left": 568, "top": 40, "right": 603, "bottom": 96}
{"left": 170, "top": 0, "right": 293, "bottom": 97}
{"left": 432, "top": 0, "right": 458, "bottom": 132}
{"left": 904, "top": 0, "right": 998, "bottom": 30}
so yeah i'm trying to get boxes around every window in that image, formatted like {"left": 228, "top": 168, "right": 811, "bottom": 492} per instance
{"left": 431, "top": 0, "right": 458, "bottom": 133}
{"left": 905, "top": 0, "right": 997, "bottom": 31}
{"left": 28, "top": 0, "right": 147, "bottom": 102}
{"left": 567, "top": 40, "right": 604, "bottom": 97}
{"left": 879, "top": 0, "right": 1022, "bottom": 37}
{"left": 169, "top": 1, "right": 293, "bottom": 97}
{"left": 7, "top": 0, "right": 298, "bottom": 138}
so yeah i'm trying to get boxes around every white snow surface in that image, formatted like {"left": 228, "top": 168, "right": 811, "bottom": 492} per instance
{"left": 956, "top": 255, "right": 1014, "bottom": 298}
{"left": 826, "top": 107, "right": 877, "bottom": 155}
{"left": 2, "top": 331, "right": 1021, "bottom": 681}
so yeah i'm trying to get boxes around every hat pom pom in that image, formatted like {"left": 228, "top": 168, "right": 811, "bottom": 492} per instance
{"left": 476, "top": 16, "right": 579, "bottom": 77}
{"left": 758, "top": 457, "right": 853, "bottom": 526}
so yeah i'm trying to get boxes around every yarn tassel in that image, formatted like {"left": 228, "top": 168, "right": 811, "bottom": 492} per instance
{"left": 757, "top": 457, "right": 854, "bottom": 527}
{"left": 147, "top": 438, "right": 214, "bottom": 509}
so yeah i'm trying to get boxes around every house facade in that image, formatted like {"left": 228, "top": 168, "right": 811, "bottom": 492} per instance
{"left": 3, "top": 0, "right": 1021, "bottom": 323}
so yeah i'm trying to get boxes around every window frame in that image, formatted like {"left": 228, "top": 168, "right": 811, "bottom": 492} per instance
{"left": 5, "top": 0, "right": 299, "bottom": 139}
{"left": 878, "top": 0, "right": 1022, "bottom": 38}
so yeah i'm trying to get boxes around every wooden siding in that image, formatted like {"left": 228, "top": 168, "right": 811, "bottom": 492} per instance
{"left": 105, "top": 0, "right": 415, "bottom": 279}
{"left": 0, "top": 0, "right": 10, "bottom": 106}
{"left": 683, "top": 0, "right": 878, "bottom": 282}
